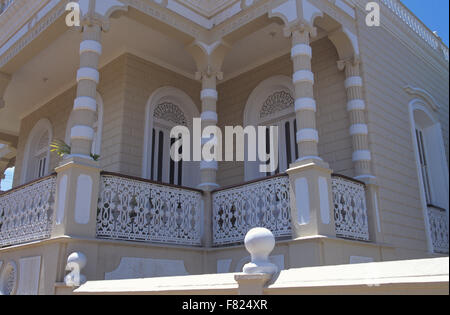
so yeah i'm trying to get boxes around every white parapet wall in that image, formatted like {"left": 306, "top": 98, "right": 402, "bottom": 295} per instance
{"left": 71, "top": 257, "right": 449, "bottom": 295}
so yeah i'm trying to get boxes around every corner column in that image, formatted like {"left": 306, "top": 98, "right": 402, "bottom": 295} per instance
{"left": 53, "top": 21, "right": 104, "bottom": 239}
{"left": 291, "top": 28, "right": 320, "bottom": 162}
{"left": 287, "top": 26, "right": 336, "bottom": 239}
{"left": 70, "top": 24, "right": 102, "bottom": 158}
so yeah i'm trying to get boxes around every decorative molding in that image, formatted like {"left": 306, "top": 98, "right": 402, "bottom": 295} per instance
{"left": 296, "top": 128, "right": 319, "bottom": 143}
{"left": 79, "top": 40, "right": 102, "bottom": 55}
{"left": 404, "top": 86, "right": 441, "bottom": 112}
{"left": 105, "top": 257, "right": 189, "bottom": 280}
{"left": 293, "top": 70, "right": 314, "bottom": 85}
{"left": 344, "top": 76, "right": 363, "bottom": 89}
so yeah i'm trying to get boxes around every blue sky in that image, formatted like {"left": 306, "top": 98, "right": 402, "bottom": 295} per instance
{"left": 1, "top": 167, "right": 14, "bottom": 191}
{"left": 402, "top": 0, "right": 449, "bottom": 46}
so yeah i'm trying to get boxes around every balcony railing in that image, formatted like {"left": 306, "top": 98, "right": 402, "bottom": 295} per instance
{"left": 96, "top": 173, "right": 203, "bottom": 246}
{"left": 427, "top": 205, "right": 449, "bottom": 254}
{"left": 212, "top": 174, "right": 291, "bottom": 246}
{"left": 0, "top": 174, "right": 56, "bottom": 247}
{"left": 380, "top": 0, "right": 449, "bottom": 62}
{"left": 332, "top": 175, "right": 369, "bottom": 241}
{"left": 0, "top": 0, "right": 14, "bottom": 15}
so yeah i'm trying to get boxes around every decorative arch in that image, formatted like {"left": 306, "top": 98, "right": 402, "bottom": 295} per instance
{"left": 65, "top": 92, "right": 104, "bottom": 156}
{"left": 408, "top": 98, "right": 449, "bottom": 253}
{"left": 243, "top": 75, "right": 296, "bottom": 181}
{"left": 142, "top": 86, "right": 200, "bottom": 188}
{"left": 21, "top": 118, "right": 53, "bottom": 184}
{"left": 328, "top": 27, "right": 360, "bottom": 61}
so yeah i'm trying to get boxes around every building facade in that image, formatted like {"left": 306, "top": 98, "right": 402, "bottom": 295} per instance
{"left": 0, "top": 0, "right": 448, "bottom": 295}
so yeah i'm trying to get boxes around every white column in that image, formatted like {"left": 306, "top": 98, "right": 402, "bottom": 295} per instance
{"left": 70, "top": 24, "right": 102, "bottom": 159}
{"left": 291, "top": 29, "right": 321, "bottom": 162}
{"left": 198, "top": 73, "right": 220, "bottom": 192}
{"left": 338, "top": 59, "right": 373, "bottom": 180}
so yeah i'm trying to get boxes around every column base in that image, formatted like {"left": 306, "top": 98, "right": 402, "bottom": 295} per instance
{"left": 52, "top": 156, "right": 101, "bottom": 238}
{"left": 287, "top": 158, "right": 336, "bottom": 239}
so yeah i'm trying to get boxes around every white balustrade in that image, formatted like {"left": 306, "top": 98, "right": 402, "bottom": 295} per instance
{"left": 212, "top": 175, "right": 291, "bottom": 246}
{"left": 0, "top": 175, "right": 56, "bottom": 247}
{"left": 380, "top": 0, "right": 449, "bottom": 62}
{"left": 427, "top": 206, "right": 449, "bottom": 254}
{"left": 96, "top": 174, "right": 203, "bottom": 246}
{"left": 332, "top": 175, "right": 369, "bottom": 241}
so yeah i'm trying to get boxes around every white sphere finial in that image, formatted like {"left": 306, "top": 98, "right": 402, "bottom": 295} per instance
{"left": 243, "top": 227, "right": 278, "bottom": 274}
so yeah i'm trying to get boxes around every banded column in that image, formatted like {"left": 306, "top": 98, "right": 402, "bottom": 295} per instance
{"left": 198, "top": 71, "right": 220, "bottom": 192}
{"left": 338, "top": 59, "right": 373, "bottom": 179}
{"left": 291, "top": 29, "right": 320, "bottom": 162}
{"left": 70, "top": 24, "right": 102, "bottom": 159}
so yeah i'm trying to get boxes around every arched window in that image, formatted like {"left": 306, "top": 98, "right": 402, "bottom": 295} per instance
{"left": 409, "top": 99, "right": 449, "bottom": 253}
{"left": 65, "top": 92, "right": 104, "bottom": 157}
{"left": 21, "top": 119, "right": 53, "bottom": 184}
{"left": 244, "top": 76, "right": 297, "bottom": 181}
{"left": 143, "top": 87, "right": 200, "bottom": 188}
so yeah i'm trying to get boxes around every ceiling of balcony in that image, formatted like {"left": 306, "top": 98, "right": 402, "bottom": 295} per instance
{"left": 0, "top": 13, "right": 292, "bottom": 135}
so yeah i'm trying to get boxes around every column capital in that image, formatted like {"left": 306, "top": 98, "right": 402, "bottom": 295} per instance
{"left": 337, "top": 57, "right": 361, "bottom": 72}
{"left": 187, "top": 40, "right": 231, "bottom": 81}
{"left": 286, "top": 22, "right": 318, "bottom": 39}
{"left": 195, "top": 65, "right": 224, "bottom": 81}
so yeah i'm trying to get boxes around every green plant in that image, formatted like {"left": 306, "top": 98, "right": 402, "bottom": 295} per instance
{"left": 50, "top": 139, "right": 71, "bottom": 158}
{"left": 50, "top": 139, "right": 100, "bottom": 161}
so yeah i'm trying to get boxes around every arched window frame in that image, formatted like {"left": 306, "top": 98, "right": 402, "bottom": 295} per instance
{"left": 243, "top": 75, "right": 296, "bottom": 181}
{"left": 408, "top": 98, "right": 449, "bottom": 253}
{"left": 21, "top": 118, "right": 53, "bottom": 184}
{"left": 142, "top": 86, "right": 200, "bottom": 188}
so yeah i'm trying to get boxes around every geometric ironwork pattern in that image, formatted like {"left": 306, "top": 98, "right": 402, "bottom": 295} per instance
{"left": 96, "top": 175, "right": 202, "bottom": 246}
{"left": 260, "top": 91, "right": 294, "bottom": 119}
{"left": 427, "top": 206, "right": 449, "bottom": 254}
{"left": 212, "top": 175, "right": 291, "bottom": 246}
{"left": 0, "top": 176, "right": 56, "bottom": 247}
{"left": 154, "top": 102, "right": 187, "bottom": 126}
{"left": 332, "top": 176, "right": 370, "bottom": 241}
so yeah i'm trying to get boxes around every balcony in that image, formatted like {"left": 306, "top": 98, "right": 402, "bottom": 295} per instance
{"left": 0, "top": 174, "right": 56, "bottom": 247}
{"left": 0, "top": 171, "right": 375, "bottom": 248}
{"left": 332, "top": 175, "right": 369, "bottom": 242}
{"left": 96, "top": 172, "right": 203, "bottom": 246}
{"left": 212, "top": 174, "right": 292, "bottom": 246}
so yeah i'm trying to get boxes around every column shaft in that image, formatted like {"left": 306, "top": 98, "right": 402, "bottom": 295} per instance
{"left": 342, "top": 61, "right": 373, "bottom": 178}
{"left": 291, "top": 30, "right": 320, "bottom": 161}
{"left": 199, "top": 74, "right": 219, "bottom": 191}
{"left": 70, "top": 25, "right": 102, "bottom": 158}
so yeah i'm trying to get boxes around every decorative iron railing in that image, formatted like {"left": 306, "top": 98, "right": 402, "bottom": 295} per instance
{"left": 332, "top": 175, "right": 369, "bottom": 241}
{"left": 212, "top": 174, "right": 291, "bottom": 246}
{"left": 96, "top": 173, "right": 203, "bottom": 246}
{"left": 0, "top": 0, "right": 14, "bottom": 15}
{"left": 380, "top": 0, "right": 449, "bottom": 62}
{"left": 0, "top": 174, "right": 56, "bottom": 247}
{"left": 427, "top": 205, "right": 449, "bottom": 254}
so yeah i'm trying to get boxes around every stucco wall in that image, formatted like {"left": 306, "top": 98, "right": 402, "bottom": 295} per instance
{"left": 356, "top": 5, "right": 449, "bottom": 258}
